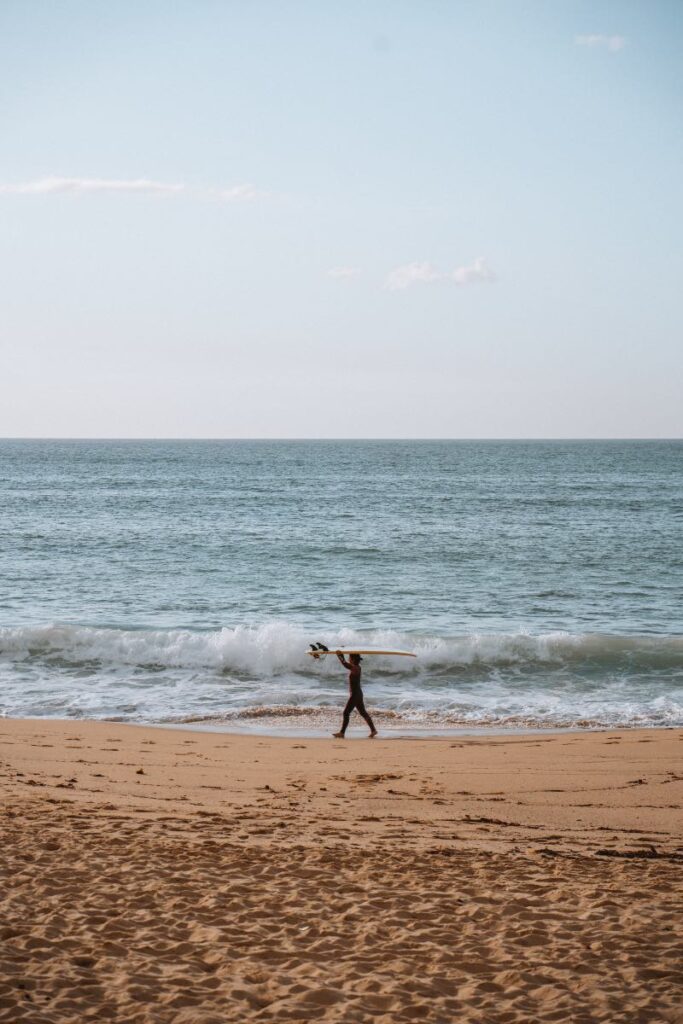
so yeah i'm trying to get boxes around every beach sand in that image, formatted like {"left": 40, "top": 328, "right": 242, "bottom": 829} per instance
{"left": 1, "top": 719, "right": 681, "bottom": 1023}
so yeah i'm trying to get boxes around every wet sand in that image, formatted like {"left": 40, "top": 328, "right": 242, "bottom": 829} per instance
{"left": 1, "top": 719, "right": 682, "bottom": 1022}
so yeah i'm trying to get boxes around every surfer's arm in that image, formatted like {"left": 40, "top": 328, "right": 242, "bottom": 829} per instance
{"left": 336, "top": 652, "right": 351, "bottom": 669}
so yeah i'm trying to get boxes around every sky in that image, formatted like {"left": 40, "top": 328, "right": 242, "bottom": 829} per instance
{"left": 1, "top": 0, "right": 681, "bottom": 438}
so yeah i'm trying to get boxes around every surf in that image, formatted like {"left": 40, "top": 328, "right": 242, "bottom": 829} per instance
{"left": 1, "top": 622, "right": 681, "bottom": 675}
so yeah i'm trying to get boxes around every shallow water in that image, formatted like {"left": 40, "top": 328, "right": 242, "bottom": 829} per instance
{"left": 1, "top": 440, "right": 681, "bottom": 729}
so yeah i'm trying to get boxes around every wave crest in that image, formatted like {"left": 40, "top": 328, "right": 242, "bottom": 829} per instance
{"left": 1, "top": 622, "right": 681, "bottom": 676}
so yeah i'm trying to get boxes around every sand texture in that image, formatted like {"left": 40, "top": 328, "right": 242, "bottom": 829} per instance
{"left": 1, "top": 720, "right": 682, "bottom": 1023}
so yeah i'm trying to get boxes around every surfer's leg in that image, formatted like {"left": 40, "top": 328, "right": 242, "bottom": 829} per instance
{"left": 334, "top": 696, "right": 354, "bottom": 738}
{"left": 356, "top": 694, "right": 378, "bottom": 737}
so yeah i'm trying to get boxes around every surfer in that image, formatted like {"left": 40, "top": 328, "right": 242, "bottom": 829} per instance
{"left": 333, "top": 651, "right": 378, "bottom": 739}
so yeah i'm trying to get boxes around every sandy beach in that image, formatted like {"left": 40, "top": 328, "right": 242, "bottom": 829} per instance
{"left": 1, "top": 720, "right": 681, "bottom": 1023}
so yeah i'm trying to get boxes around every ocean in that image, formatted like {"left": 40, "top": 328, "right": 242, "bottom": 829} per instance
{"left": 1, "top": 439, "right": 681, "bottom": 733}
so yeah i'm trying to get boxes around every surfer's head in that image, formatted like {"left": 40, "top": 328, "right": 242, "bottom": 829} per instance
{"left": 350, "top": 653, "right": 362, "bottom": 665}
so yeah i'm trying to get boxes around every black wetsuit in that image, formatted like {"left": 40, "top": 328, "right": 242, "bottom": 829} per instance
{"left": 339, "top": 659, "right": 376, "bottom": 735}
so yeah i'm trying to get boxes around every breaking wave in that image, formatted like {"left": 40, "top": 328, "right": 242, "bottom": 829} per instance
{"left": 1, "top": 622, "right": 682, "bottom": 676}
{"left": 1, "top": 622, "right": 681, "bottom": 730}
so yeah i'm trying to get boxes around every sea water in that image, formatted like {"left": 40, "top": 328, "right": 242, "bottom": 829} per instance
{"left": 0, "top": 440, "right": 681, "bottom": 732}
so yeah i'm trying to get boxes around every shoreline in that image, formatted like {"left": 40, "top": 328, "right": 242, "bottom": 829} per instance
{"left": 3, "top": 713, "right": 590, "bottom": 739}
{"left": 2, "top": 718, "right": 681, "bottom": 1022}
{"left": 5, "top": 712, "right": 679, "bottom": 739}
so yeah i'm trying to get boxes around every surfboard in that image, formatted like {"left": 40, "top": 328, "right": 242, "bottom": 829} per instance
{"left": 307, "top": 647, "right": 416, "bottom": 658}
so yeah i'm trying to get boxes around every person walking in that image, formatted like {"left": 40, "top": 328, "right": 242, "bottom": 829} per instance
{"left": 333, "top": 651, "right": 378, "bottom": 739}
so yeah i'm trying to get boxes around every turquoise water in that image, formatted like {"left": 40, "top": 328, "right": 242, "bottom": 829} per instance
{"left": 1, "top": 440, "right": 681, "bottom": 730}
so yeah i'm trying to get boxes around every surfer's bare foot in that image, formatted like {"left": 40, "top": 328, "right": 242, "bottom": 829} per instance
{"left": 369, "top": 730, "right": 378, "bottom": 739}
{"left": 333, "top": 732, "right": 345, "bottom": 739}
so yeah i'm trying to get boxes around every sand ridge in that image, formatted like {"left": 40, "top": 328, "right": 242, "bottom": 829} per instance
{"left": 1, "top": 720, "right": 682, "bottom": 1022}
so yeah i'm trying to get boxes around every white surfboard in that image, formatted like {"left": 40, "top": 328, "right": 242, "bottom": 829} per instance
{"left": 307, "top": 647, "right": 416, "bottom": 658}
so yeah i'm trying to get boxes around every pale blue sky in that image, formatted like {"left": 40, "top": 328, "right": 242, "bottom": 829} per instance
{"left": 1, "top": 0, "right": 681, "bottom": 437}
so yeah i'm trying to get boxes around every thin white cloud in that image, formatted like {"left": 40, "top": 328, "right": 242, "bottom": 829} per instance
{"left": 450, "top": 256, "right": 495, "bottom": 286}
{"left": 386, "top": 258, "right": 495, "bottom": 290}
{"left": 0, "top": 176, "right": 184, "bottom": 195}
{"left": 385, "top": 262, "right": 442, "bottom": 290}
{"left": 575, "top": 34, "right": 626, "bottom": 52}
{"left": 0, "top": 176, "right": 268, "bottom": 201}
{"left": 327, "top": 266, "right": 362, "bottom": 279}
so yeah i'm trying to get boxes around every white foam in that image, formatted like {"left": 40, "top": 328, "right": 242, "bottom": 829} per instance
{"left": 1, "top": 622, "right": 681, "bottom": 674}
{"left": 1, "top": 622, "right": 681, "bottom": 728}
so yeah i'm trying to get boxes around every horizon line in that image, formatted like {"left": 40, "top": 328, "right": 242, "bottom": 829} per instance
{"left": 1, "top": 437, "right": 680, "bottom": 443}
